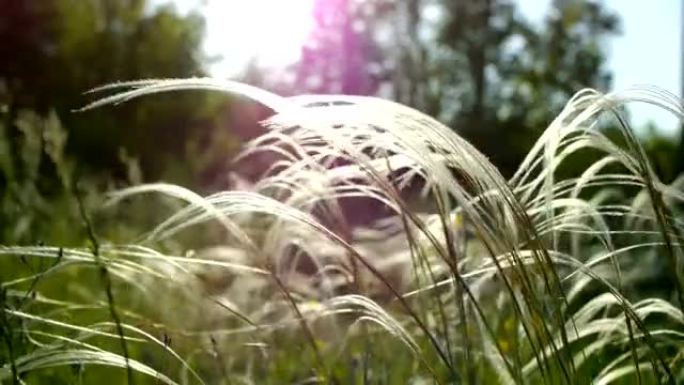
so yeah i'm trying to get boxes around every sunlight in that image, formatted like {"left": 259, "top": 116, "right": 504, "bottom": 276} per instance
{"left": 202, "top": 0, "right": 316, "bottom": 77}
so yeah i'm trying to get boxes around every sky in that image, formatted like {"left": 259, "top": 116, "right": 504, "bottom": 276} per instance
{"left": 517, "top": 0, "right": 682, "bottom": 135}
{"left": 603, "top": 0, "right": 681, "bottom": 135}
{"left": 166, "top": 0, "right": 682, "bottom": 135}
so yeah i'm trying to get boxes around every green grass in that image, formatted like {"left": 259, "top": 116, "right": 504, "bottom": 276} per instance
{"left": 1, "top": 79, "right": 684, "bottom": 384}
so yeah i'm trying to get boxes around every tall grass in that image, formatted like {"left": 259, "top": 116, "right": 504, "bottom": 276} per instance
{"left": 1, "top": 78, "right": 684, "bottom": 384}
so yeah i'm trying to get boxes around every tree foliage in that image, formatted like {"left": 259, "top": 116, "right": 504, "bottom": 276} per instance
{"left": 0, "top": 0, "right": 229, "bottom": 183}
{"left": 275, "top": 0, "right": 620, "bottom": 176}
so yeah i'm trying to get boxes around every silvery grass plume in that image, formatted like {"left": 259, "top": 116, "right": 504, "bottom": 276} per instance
{"left": 1, "top": 78, "right": 683, "bottom": 384}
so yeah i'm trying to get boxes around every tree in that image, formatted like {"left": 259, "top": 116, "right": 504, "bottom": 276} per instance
{"left": 272, "top": 0, "right": 620, "bottom": 177}
{"left": 0, "top": 0, "right": 229, "bottom": 183}
{"left": 290, "top": 0, "right": 393, "bottom": 95}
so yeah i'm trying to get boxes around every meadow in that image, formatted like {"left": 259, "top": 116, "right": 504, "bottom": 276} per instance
{"left": 1, "top": 78, "right": 683, "bottom": 384}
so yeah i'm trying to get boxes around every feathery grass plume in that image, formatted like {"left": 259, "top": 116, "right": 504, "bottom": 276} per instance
{"left": 2, "top": 77, "right": 683, "bottom": 384}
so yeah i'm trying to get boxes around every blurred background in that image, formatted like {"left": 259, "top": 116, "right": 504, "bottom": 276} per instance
{"left": 0, "top": 0, "right": 682, "bottom": 244}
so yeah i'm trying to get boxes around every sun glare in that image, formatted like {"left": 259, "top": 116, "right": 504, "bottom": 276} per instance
{"left": 202, "top": 0, "right": 316, "bottom": 77}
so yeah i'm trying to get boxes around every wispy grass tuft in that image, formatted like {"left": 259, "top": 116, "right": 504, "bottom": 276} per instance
{"left": 2, "top": 78, "right": 684, "bottom": 384}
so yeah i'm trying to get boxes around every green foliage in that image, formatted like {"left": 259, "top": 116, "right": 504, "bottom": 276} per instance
{"left": 2, "top": 79, "right": 684, "bottom": 384}
{"left": 1, "top": 0, "right": 683, "bottom": 384}
{"left": 257, "top": 0, "right": 620, "bottom": 178}
{"left": 0, "top": 109, "right": 85, "bottom": 245}
{"left": 0, "top": 0, "right": 240, "bottom": 185}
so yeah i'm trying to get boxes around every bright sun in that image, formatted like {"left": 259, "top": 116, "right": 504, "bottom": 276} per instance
{"left": 201, "top": 0, "right": 316, "bottom": 77}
